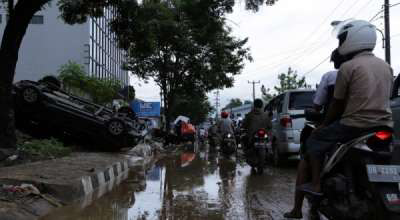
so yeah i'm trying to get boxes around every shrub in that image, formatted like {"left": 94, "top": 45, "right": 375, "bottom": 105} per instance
{"left": 18, "top": 138, "right": 71, "bottom": 158}
{"left": 58, "top": 61, "right": 124, "bottom": 105}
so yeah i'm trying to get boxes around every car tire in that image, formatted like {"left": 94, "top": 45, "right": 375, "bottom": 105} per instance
{"left": 107, "top": 118, "right": 126, "bottom": 136}
{"left": 21, "top": 86, "right": 41, "bottom": 105}
{"left": 39, "top": 76, "right": 61, "bottom": 91}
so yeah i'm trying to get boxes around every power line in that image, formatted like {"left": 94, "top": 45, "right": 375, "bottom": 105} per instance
{"left": 303, "top": 56, "right": 331, "bottom": 76}
{"left": 302, "top": 0, "right": 346, "bottom": 44}
{"left": 256, "top": 0, "right": 361, "bottom": 74}
{"left": 339, "top": 0, "right": 363, "bottom": 19}
{"left": 353, "top": 0, "right": 375, "bottom": 17}
{"left": 297, "top": 2, "right": 397, "bottom": 77}
{"left": 249, "top": 0, "right": 347, "bottom": 74}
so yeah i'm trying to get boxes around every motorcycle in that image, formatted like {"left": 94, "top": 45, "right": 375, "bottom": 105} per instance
{"left": 303, "top": 109, "right": 400, "bottom": 220}
{"left": 221, "top": 132, "right": 237, "bottom": 156}
{"left": 244, "top": 128, "right": 268, "bottom": 174}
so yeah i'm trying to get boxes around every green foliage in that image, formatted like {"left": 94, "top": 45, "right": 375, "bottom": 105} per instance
{"left": 18, "top": 138, "right": 71, "bottom": 158}
{"left": 223, "top": 98, "right": 243, "bottom": 110}
{"left": 58, "top": 61, "right": 125, "bottom": 104}
{"left": 274, "top": 67, "right": 310, "bottom": 94}
{"left": 170, "top": 91, "right": 214, "bottom": 125}
{"left": 108, "top": 0, "right": 252, "bottom": 123}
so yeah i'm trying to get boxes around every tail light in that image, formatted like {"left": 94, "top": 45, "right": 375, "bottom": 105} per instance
{"left": 257, "top": 129, "right": 267, "bottom": 138}
{"left": 280, "top": 115, "right": 292, "bottom": 128}
{"left": 366, "top": 131, "right": 392, "bottom": 149}
{"left": 375, "top": 131, "right": 392, "bottom": 140}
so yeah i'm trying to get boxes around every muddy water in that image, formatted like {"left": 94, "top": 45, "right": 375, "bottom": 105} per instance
{"left": 43, "top": 145, "right": 306, "bottom": 220}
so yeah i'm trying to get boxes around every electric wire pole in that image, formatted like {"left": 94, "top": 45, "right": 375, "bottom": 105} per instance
{"left": 248, "top": 81, "right": 260, "bottom": 102}
{"left": 384, "top": 0, "right": 391, "bottom": 65}
{"left": 214, "top": 90, "right": 220, "bottom": 119}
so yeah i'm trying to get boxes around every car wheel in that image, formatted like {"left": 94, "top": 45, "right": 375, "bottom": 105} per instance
{"left": 107, "top": 119, "right": 126, "bottom": 136}
{"left": 22, "top": 86, "right": 40, "bottom": 104}
{"left": 39, "top": 76, "right": 61, "bottom": 91}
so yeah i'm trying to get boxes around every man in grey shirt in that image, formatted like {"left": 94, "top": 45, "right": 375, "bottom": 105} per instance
{"left": 217, "top": 111, "right": 235, "bottom": 136}
{"left": 302, "top": 19, "right": 393, "bottom": 195}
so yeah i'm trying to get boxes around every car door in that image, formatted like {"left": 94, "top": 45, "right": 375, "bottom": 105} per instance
{"left": 271, "top": 94, "right": 285, "bottom": 144}
{"left": 391, "top": 76, "right": 400, "bottom": 144}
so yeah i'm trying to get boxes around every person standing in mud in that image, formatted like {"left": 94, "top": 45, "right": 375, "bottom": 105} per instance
{"left": 284, "top": 48, "right": 343, "bottom": 219}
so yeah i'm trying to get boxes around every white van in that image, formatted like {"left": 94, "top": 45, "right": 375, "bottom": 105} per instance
{"left": 265, "top": 89, "right": 316, "bottom": 166}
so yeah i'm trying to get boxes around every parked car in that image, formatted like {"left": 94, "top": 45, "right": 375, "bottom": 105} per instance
{"left": 264, "top": 89, "right": 316, "bottom": 166}
{"left": 391, "top": 75, "right": 400, "bottom": 145}
{"left": 13, "top": 79, "right": 145, "bottom": 150}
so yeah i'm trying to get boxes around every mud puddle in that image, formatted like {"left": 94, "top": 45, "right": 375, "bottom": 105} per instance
{"left": 42, "top": 145, "right": 306, "bottom": 220}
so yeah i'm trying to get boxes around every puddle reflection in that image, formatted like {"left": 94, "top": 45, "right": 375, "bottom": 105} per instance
{"left": 42, "top": 144, "right": 296, "bottom": 220}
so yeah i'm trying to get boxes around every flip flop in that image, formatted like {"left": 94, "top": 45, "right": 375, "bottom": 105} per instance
{"left": 283, "top": 211, "right": 303, "bottom": 219}
{"left": 297, "top": 183, "right": 323, "bottom": 197}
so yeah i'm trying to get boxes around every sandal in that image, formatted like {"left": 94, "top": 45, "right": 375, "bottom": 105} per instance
{"left": 283, "top": 210, "right": 303, "bottom": 219}
{"left": 297, "top": 183, "right": 323, "bottom": 197}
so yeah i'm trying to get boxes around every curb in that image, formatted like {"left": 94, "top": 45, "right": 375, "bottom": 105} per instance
{"left": 80, "top": 160, "right": 129, "bottom": 196}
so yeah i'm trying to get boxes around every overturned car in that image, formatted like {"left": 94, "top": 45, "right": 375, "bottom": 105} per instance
{"left": 13, "top": 79, "right": 146, "bottom": 150}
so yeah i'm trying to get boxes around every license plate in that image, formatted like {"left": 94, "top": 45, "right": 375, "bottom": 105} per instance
{"left": 254, "top": 142, "right": 267, "bottom": 148}
{"left": 367, "top": 165, "right": 400, "bottom": 183}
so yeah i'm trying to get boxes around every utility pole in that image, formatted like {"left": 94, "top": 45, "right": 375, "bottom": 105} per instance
{"left": 384, "top": 0, "right": 391, "bottom": 65}
{"left": 214, "top": 90, "right": 220, "bottom": 119}
{"left": 248, "top": 80, "right": 260, "bottom": 102}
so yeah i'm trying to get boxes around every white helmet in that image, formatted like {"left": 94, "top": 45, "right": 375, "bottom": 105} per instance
{"left": 332, "top": 19, "right": 377, "bottom": 56}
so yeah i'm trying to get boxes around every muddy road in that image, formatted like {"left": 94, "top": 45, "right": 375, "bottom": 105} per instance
{"left": 43, "top": 144, "right": 312, "bottom": 220}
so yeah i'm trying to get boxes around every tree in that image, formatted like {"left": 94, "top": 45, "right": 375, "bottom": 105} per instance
{"left": 111, "top": 0, "right": 252, "bottom": 128}
{"left": 223, "top": 98, "right": 243, "bottom": 110}
{"left": 0, "top": 0, "right": 277, "bottom": 149}
{"left": 170, "top": 91, "right": 214, "bottom": 125}
{"left": 274, "top": 67, "right": 310, "bottom": 94}
{"left": 244, "top": 100, "right": 253, "bottom": 105}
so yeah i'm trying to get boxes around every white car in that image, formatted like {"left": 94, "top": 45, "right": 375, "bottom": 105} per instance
{"left": 265, "top": 89, "right": 316, "bottom": 166}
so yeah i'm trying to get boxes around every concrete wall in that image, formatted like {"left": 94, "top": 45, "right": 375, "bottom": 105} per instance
{"left": 0, "top": 3, "right": 89, "bottom": 82}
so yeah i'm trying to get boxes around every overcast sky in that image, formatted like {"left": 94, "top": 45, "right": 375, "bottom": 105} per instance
{"left": 132, "top": 0, "right": 400, "bottom": 108}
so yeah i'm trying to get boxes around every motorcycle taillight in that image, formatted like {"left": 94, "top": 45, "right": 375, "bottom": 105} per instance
{"left": 366, "top": 131, "right": 392, "bottom": 149}
{"left": 375, "top": 131, "right": 392, "bottom": 140}
{"left": 257, "top": 129, "right": 267, "bottom": 138}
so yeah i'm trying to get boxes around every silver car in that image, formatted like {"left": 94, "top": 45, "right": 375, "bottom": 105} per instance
{"left": 265, "top": 89, "right": 316, "bottom": 166}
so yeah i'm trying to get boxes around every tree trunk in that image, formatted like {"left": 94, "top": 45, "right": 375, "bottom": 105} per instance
{"left": 0, "top": 0, "right": 49, "bottom": 149}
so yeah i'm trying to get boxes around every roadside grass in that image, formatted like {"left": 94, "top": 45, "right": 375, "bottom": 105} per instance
{"left": 18, "top": 138, "right": 71, "bottom": 159}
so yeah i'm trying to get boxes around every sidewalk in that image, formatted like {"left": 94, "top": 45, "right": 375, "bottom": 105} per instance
{"left": 0, "top": 141, "right": 160, "bottom": 220}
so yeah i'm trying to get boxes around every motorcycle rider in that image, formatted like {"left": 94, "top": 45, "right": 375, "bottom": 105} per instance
{"left": 284, "top": 49, "right": 342, "bottom": 219}
{"left": 241, "top": 99, "right": 272, "bottom": 150}
{"left": 301, "top": 19, "right": 394, "bottom": 196}
{"left": 217, "top": 111, "right": 235, "bottom": 137}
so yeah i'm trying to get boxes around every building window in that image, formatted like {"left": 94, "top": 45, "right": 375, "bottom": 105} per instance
{"left": 30, "top": 15, "right": 44, "bottom": 24}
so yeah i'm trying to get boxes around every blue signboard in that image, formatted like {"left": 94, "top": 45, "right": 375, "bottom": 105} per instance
{"left": 132, "top": 101, "right": 161, "bottom": 117}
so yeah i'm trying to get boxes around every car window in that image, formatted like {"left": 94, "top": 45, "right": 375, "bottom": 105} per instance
{"left": 289, "top": 91, "right": 315, "bottom": 110}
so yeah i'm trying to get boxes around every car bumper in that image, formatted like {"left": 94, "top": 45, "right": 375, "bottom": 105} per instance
{"left": 280, "top": 142, "right": 300, "bottom": 154}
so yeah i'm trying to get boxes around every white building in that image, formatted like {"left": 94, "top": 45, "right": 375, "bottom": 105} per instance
{"left": 0, "top": 1, "right": 129, "bottom": 86}
{"left": 226, "top": 104, "right": 253, "bottom": 119}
